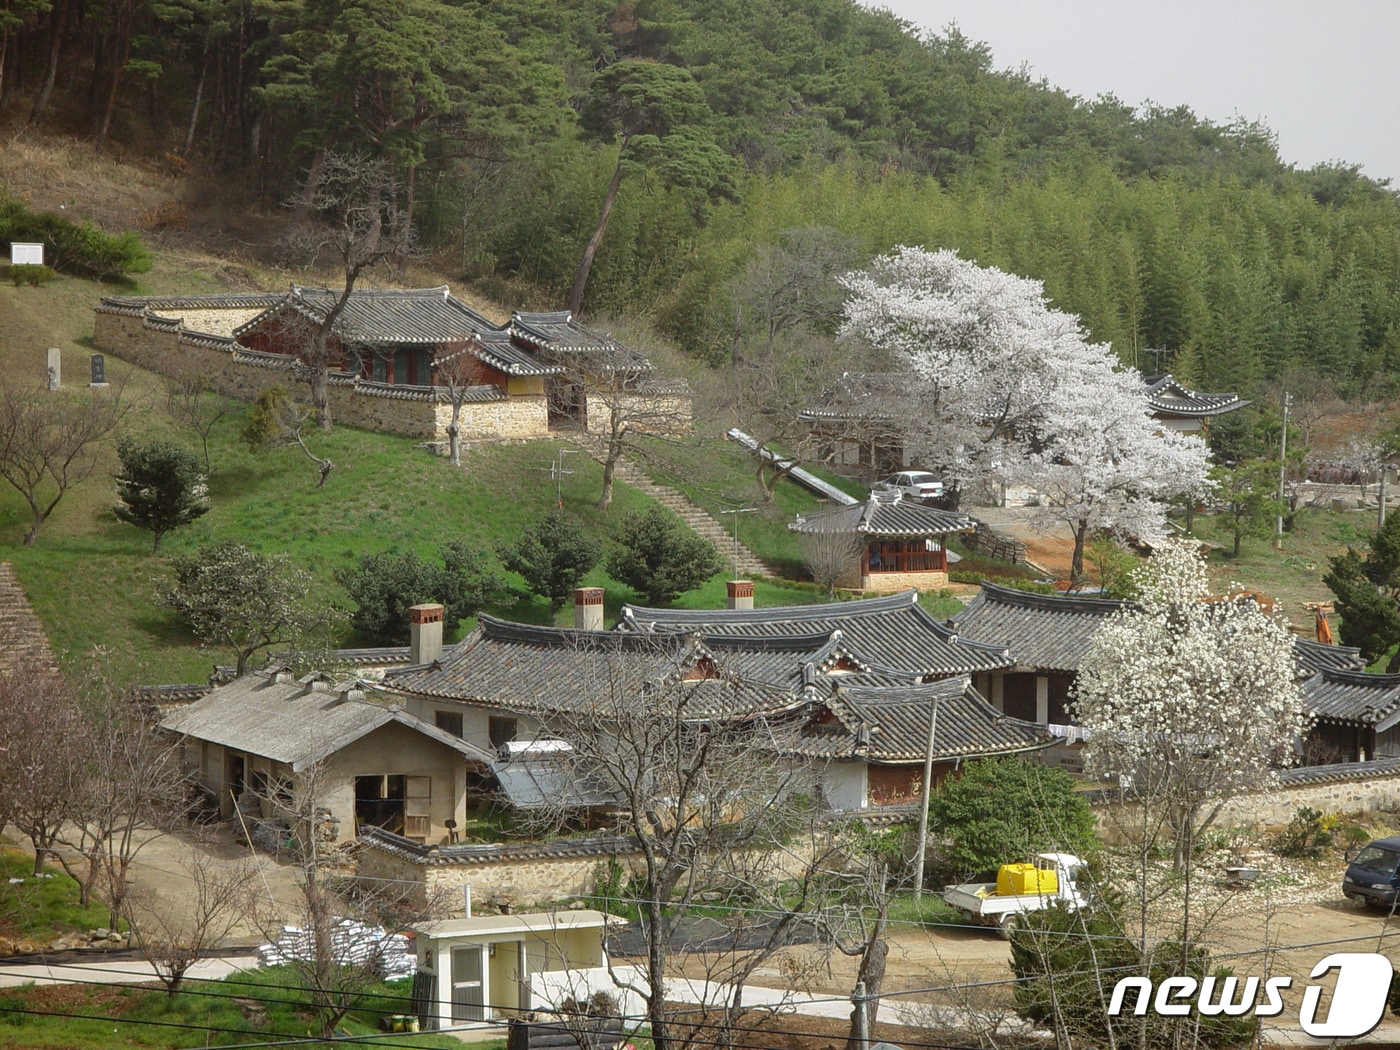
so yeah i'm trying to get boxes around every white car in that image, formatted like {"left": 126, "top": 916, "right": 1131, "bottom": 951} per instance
{"left": 875, "top": 470, "right": 946, "bottom": 501}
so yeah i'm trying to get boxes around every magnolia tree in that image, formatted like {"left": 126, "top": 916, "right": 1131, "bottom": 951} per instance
{"left": 839, "top": 248, "right": 1211, "bottom": 576}
{"left": 1074, "top": 541, "right": 1309, "bottom": 878}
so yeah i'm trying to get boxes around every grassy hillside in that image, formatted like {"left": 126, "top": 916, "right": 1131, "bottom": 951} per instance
{"left": 0, "top": 262, "right": 849, "bottom": 686}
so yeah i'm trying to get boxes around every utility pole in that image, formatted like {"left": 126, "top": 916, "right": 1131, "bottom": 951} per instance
{"left": 911, "top": 695, "right": 941, "bottom": 902}
{"left": 1276, "top": 391, "right": 1292, "bottom": 550}
{"left": 533, "top": 448, "right": 579, "bottom": 509}
{"left": 851, "top": 981, "right": 869, "bottom": 1050}
{"left": 718, "top": 507, "right": 757, "bottom": 579}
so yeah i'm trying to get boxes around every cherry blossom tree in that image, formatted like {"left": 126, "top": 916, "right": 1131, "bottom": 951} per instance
{"left": 1027, "top": 366, "right": 1212, "bottom": 579}
{"left": 1073, "top": 541, "right": 1309, "bottom": 876}
{"left": 839, "top": 247, "right": 1211, "bottom": 576}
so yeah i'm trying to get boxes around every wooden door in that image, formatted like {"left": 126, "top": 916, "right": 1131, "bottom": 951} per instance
{"left": 405, "top": 776, "right": 431, "bottom": 841}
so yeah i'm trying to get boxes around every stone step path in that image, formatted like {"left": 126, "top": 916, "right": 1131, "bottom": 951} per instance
{"left": 579, "top": 447, "right": 772, "bottom": 577}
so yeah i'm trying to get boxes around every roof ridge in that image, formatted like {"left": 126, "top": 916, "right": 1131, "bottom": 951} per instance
{"left": 976, "top": 581, "right": 1128, "bottom": 615}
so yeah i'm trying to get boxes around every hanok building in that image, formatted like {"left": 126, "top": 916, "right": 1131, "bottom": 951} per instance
{"left": 92, "top": 287, "right": 688, "bottom": 445}
{"left": 788, "top": 491, "right": 975, "bottom": 591}
{"left": 373, "top": 588, "right": 1043, "bottom": 816}
{"left": 1143, "top": 373, "right": 1250, "bottom": 435}
{"left": 1301, "top": 669, "right": 1400, "bottom": 764}
{"left": 951, "top": 582, "right": 1367, "bottom": 768}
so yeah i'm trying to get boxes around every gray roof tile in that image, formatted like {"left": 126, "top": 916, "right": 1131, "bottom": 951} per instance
{"left": 789, "top": 492, "right": 975, "bottom": 537}
{"left": 1143, "top": 374, "right": 1250, "bottom": 418}
{"left": 234, "top": 286, "right": 499, "bottom": 347}
{"left": 1303, "top": 668, "right": 1400, "bottom": 725}
{"left": 619, "top": 590, "right": 1011, "bottom": 677}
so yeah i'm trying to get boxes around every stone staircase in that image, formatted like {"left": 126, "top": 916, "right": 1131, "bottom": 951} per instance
{"left": 602, "top": 456, "right": 772, "bottom": 578}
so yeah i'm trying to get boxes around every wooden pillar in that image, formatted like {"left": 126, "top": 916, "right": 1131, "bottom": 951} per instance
{"left": 1035, "top": 676, "right": 1049, "bottom": 726}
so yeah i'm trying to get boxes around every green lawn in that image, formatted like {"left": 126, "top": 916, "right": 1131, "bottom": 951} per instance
{"left": 0, "top": 968, "right": 497, "bottom": 1049}
{"left": 0, "top": 847, "right": 112, "bottom": 941}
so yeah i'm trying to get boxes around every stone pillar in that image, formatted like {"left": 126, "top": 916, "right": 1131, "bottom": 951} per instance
{"left": 46, "top": 348, "right": 60, "bottom": 390}
{"left": 410, "top": 603, "right": 445, "bottom": 665}
{"left": 573, "top": 587, "right": 604, "bottom": 631}
{"left": 1035, "top": 676, "right": 1050, "bottom": 726}
{"left": 726, "top": 580, "right": 754, "bottom": 610}
{"left": 90, "top": 353, "right": 108, "bottom": 388}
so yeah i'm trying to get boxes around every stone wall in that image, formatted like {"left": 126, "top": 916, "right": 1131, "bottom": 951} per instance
{"left": 1092, "top": 759, "right": 1400, "bottom": 838}
{"left": 93, "top": 305, "right": 546, "bottom": 444}
{"left": 583, "top": 392, "right": 692, "bottom": 436}
{"left": 838, "top": 568, "right": 950, "bottom": 592}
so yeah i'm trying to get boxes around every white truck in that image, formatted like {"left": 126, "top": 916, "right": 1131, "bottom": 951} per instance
{"left": 942, "top": 852, "right": 1088, "bottom": 938}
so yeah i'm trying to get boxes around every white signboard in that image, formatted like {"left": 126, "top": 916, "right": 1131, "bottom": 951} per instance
{"left": 10, "top": 243, "right": 43, "bottom": 266}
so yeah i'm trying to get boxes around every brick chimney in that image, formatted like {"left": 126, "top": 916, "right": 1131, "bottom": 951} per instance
{"left": 726, "top": 580, "right": 754, "bottom": 610}
{"left": 573, "top": 587, "right": 605, "bottom": 631}
{"left": 409, "top": 603, "right": 445, "bottom": 665}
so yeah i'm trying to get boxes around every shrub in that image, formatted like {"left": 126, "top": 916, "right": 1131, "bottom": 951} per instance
{"left": 1273, "top": 806, "right": 1336, "bottom": 859}
{"left": 928, "top": 757, "right": 1099, "bottom": 880}
{"left": 0, "top": 194, "right": 152, "bottom": 279}
{"left": 499, "top": 512, "right": 601, "bottom": 615}
{"left": 605, "top": 505, "right": 725, "bottom": 606}
{"left": 8, "top": 264, "right": 56, "bottom": 286}
{"left": 335, "top": 542, "right": 501, "bottom": 645}
{"left": 112, "top": 439, "right": 210, "bottom": 553}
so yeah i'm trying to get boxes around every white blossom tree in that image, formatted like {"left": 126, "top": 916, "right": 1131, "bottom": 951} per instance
{"left": 1028, "top": 367, "right": 1212, "bottom": 578}
{"left": 839, "top": 247, "right": 1212, "bottom": 576}
{"left": 1074, "top": 541, "right": 1310, "bottom": 877}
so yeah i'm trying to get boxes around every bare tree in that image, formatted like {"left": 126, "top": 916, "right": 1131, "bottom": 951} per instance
{"left": 164, "top": 371, "right": 234, "bottom": 473}
{"left": 0, "top": 380, "right": 127, "bottom": 545}
{"left": 282, "top": 152, "right": 416, "bottom": 429}
{"left": 432, "top": 341, "right": 489, "bottom": 468}
{"left": 242, "top": 387, "right": 335, "bottom": 488}
{"left": 56, "top": 661, "right": 191, "bottom": 927}
{"left": 0, "top": 660, "right": 88, "bottom": 876}
{"left": 798, "top": 528, "right": 863, "bottom": 598}
{"left": 123, "top": 849, "right": 257, "bottom": 995}
{"left": 564, "top": 349, "right": 691, "bottom": 510}
{"left": 252, "top": 754, "right": 449, "bottom": 1039}
{"left": 526, "top": 635, "right": 844, "bottom": 1050}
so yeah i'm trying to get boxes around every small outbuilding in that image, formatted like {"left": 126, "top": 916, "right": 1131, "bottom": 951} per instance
{"left": 788, "top": 490, "right": 975, "bottom": 591}
{"left": 412, "top": 909, "right": 621, "bottom": 1027}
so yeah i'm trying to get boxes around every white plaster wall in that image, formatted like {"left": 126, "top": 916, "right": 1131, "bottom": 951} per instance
{"left": 821, "top": 762, "right": 868, "bottom": 811}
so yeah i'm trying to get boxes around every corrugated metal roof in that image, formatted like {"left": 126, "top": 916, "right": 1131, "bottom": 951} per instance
{"left": 619, "top": 590, "right": 1012, "bottom": 677}
{"left": 789, "top": 492, "right": 975, "bottom": 537}
{"left": 160, "top": 669, "right": 495, "bottom": 770}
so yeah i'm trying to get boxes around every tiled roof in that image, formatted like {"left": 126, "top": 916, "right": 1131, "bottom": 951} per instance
{"left": 359, "top": 825, "right": 638, "bottom": 865}
{"left": 788, "top": 678, "right": 1054, "bottom": 762}
{"left": 1278, "top": 756, "right": 1400, "bottom": 786}
{"left": 1302, "top": 668, "right": 1400, "bottom": 727}
{"left": 161, "top": 668, "right": 496, "bottom": 770}
{"left": 1143, "top": 374, "right": 1250, "bottom": 419}
{"left": 98, "top": 292, "right": 285, "bottom": 314}
{"left": 789, "top": 492, "right": 975, "bottom": 537}
{"left": 508, "top": 311, "right": 653, "bottom": 373}
{"left": 383, "top": 616, "right": 807, "bottom": 720}
{"left": 798, "top": 372, "right": 906, "bottom": 422}
{"left": 1293, "top": 637, "right": 1365, "bottom": 675}
{"left": 618, "top": 590, "right": 1012, "bottom": 677}
{"left": 951, "top": 583, "right": 1127, "bottom": 672}
{"left": 234, "top": 286, "right": 499, "bottom": 346}
{"left": 441, "top": 329, "right": 562, "bottom": 378}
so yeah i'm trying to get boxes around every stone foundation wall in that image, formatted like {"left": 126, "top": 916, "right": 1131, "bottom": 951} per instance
{"left": 849, "top": 569, "right": 949, "bottom": 592}
{"left": 583, "top": 393, "right": 692, "bottom": 436}
{"left": 433, "top": 397, "right": 550, "bottom": 442}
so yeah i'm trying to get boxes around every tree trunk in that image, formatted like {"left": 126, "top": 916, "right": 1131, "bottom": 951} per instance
{"left": 181, "top": 43, "right": 209, "bottom": 156}
{"left": 29, "top": 0, "right": 68, "bottom": 125}
{"left": 447, "top": 408, "right": 461, "bottom": 467}
{"left": 569, "top": 152, "right": 626, "bottom": 317}
{"left": 1070, "top": 519, "right": 1089, "bottom": 581}
{"left": 94, "top": 1, "right": 133, "bottom": 154}
{"left": 646, "top": 897, "right": 670, "bottom": 1050}
{"left": 845, "top": 937, "right": 887, "bottom": 1050}
{"left": 598, "top": 449, "right": 618, "bottom": 510}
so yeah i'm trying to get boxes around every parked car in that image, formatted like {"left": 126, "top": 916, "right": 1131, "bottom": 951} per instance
{"left": 874, "top": 470, "right": 945, "bottom": 501}
{"left": 1343, "top": 836, "right": 1400, "bottom": 908}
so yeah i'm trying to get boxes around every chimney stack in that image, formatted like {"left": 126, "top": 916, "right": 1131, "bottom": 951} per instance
{"left": 573, "top": 587, "right": 605, "bottom": 631}
{"left": 726, "top": 580, "right": 754, "bottom": 611}
{"left": 409, "top": 603, "right": 445, "bottom": 665}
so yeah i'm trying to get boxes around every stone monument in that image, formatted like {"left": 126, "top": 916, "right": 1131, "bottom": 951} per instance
{"left": 90, "top": 353, "right": 108, "bottom": 388}
{"left": 46, "top": 348, "right": 60, "bottom": 390}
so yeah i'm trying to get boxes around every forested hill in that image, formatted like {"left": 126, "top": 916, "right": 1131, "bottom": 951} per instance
{"left": 2, "top": 0, "right": 1398, "bottom": 397}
